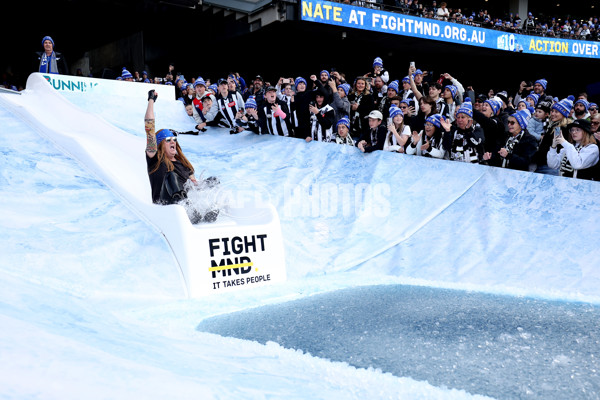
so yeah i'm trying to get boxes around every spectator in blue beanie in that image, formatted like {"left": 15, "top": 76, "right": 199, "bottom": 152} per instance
{"left": 483, "top": 109, "right": 538, "bottom": 171}
{"left": 36, "top": 36, "right": 69, "bottom": 75}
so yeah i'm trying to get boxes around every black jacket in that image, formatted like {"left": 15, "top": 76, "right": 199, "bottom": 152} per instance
{"left": 34, "top": 51, "right": 69, "bottom": 75}
{"left": 486, "top": 130, "right": 538, "bottom": 171}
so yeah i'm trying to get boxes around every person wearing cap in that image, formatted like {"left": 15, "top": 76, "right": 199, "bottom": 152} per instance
{"left": 533, "top": 98, "right": 573, "bottom": 175}
{"left": 547, "top": 119, "right": 599, "bottom": 180}
{"left": 214, "top": 78, "right": 246, "bottom": 134}
{"left": 258, "top": 86, "right": 292, "bottom": 137}
{"left": 243, "top": 75, "right": 265, "bottom": 106}
{"left": 36, "top": 36, "right": 68, "bottom": 75}
{"left": 482, "top": 109, "right": 538, "bottom": 171}
{"left": 383, "top": 105, "right": 411, "bottom": 152}
{"left": 332, "top": 117, "right": 355, "bottom": 146}
{"left": 440, "top": 100, "right": 484, "bottom": 163}
{"left": 357, "top": 110, "right": 387, "bottom": 153}
{"left": 307, "top": 88, "right": 336, "bottom": 143}
{"left": 406, "top": 114, "right": 446, "bottom": 158}
{"left": 145, "top": 90, "right": 197, "bottom": 204}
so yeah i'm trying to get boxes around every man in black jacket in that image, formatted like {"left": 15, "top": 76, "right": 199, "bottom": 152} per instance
{"left": 35, "top": 36, "right": 68, "bottom": 75}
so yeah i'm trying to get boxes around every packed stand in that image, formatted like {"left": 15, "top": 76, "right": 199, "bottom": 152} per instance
{"left": 337, "top": 0, "right": 600, "bottom": 40}
{"left": 134, "top": 56, "right": 600, "bottom": 182}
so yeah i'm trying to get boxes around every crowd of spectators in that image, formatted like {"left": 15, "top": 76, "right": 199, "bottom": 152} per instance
{"left": 126, "top": 54, "right": 600, "bottom": 181}
{"left": 337, "top": 0, "right": 600, "bottom": 40}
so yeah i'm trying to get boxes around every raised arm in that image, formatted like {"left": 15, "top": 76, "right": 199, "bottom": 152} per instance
{"left": 145, "top": 90, "right": 158, "bottom": 158}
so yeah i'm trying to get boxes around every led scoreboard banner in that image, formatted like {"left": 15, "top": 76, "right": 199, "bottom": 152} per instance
{"left": 301, "top": 0, "right": 600, "bottom": 59}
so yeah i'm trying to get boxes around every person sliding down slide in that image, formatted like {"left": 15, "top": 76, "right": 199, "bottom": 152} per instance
{"left": 145, "top": 90, "right": 220, "bottom": 223}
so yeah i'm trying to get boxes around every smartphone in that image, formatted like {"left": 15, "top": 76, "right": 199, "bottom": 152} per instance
{"left": 554, "top": 126, "right": 562, "bottom": 137}
{"left": 410, "top": 61, "right": 415, "bottom": 68}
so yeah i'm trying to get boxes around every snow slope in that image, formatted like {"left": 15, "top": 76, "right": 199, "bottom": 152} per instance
{"left": 1, "top": 74, "right": 599, "bottom": 399}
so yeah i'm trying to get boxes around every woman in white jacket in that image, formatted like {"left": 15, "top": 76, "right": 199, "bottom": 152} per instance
{"left": 547, "top": 119, "right": 599, "bottom": 180}
{"left": 384, "top": 105, "right": 411, "bottom": 152}
{"left": 406, "top": 114, "right": 446, "bottom": 158}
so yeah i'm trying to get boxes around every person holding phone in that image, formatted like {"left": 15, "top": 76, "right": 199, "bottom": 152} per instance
{"left": 533, "top": 98, "right": 574, "bottom": 175}
{"left": 547, "top": 119, "right": 599, "bottom": 180}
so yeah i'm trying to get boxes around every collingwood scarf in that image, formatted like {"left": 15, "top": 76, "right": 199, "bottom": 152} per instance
{"left": 502, "top": 132, "right": 524, "bottom": 168}
{"left": 559, "top": 143, "right": 582, "bottom": 178}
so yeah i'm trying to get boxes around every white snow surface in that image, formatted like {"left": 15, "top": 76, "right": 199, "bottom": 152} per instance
{"left": 1, "top": 74, "right": 599, "bottom": 399}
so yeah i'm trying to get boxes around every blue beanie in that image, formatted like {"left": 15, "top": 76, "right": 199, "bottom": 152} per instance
{"left": 42, "top": 36, "right": 54, "bottom": 46}
{"left": 389, "top": 105, "right": 404, "bottom": 120}
{"left": 338, "top": 83, "right": 351, "bottom": 96}
{"left": 526, "top": 93, "right": 539, "bottom": 106}
{"left": 426, "top": 114, "right": 443, "bottom": 129}
{"left": 373, "top": 57, "right": 383, "bottom": 68}
{"left": 513, "top": 109, "right": 531, "bottom": 130}
{"left": 295, "top": 77, "right": 307, "bottom": 89}
{"left": 156, "top": 129, "right": 175, "bottom": 146}
{"left": 208, "top": 83, "right": 218, "bottom": 93}
{"left": 552, "top": 98, "right": 574, "bottom": 118}
{"left": 413, "top": 69, "right": 423, "bottom": 76}
{"left": 445, "top": 85, "right": 458, "bottom": 99}
{"left": 399, "top": 99, "right": 413, "bottom": 108}
{"left": 245, "top": 97, "right": 257, "bottom": 109}
{"left": 590, "top": 102, "right": 598, "bottom": 109}
{"left": 388, "top": 80, "right": 399, "bottom": 93}
{"left": 194, "top": 77, "right": 206, "bottom": 87}
{"left": 121, "top": 68, "right": 133, "bottom": 79}
{"left": 535, "top": 78, "right": 548, "bottom": 89}
{"left": 456, "top": 100, "right": 473, "bottom": 118}
{"left": 575, "top": 99, "right": 590, "bottom": 111}
{"left": 320, "top": 70, "right": 330, "bottom": 79}
{"left": 485, "top": 99, "right": 501, "bottom": 115}
{"left": 337, "top": 116, "right": 351, "bottom": 129}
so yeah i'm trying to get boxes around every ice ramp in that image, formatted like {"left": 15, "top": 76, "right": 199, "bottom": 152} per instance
{"left": 4, "top": 73, "right": 600, "bottom": 303}
{"left": 0, "top": 73, "right": 286, "bottom": 298}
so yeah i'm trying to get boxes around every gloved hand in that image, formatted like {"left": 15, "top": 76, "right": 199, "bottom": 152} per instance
{"left": 148, "top": 90, "right": 158, "bottom": 102}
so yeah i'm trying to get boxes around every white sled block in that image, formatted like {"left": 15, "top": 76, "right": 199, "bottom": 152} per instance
{"left": 179, "top": 204, "right": 287, "bottom": 297}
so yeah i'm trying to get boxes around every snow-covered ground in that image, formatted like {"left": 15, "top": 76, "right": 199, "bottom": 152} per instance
{"left": 0, "top": 75, "right": 599, "bottom": 399}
